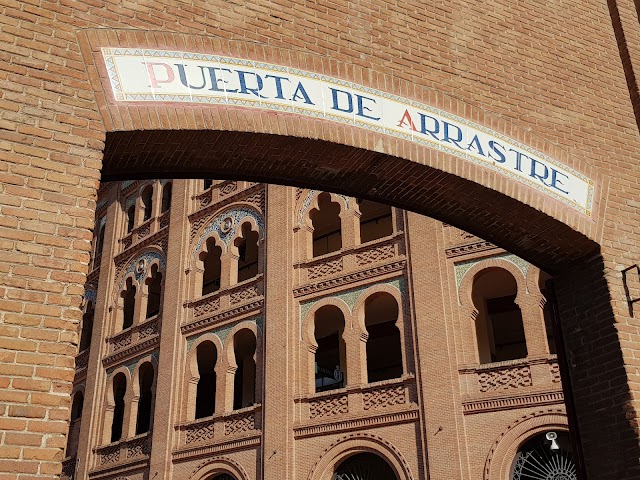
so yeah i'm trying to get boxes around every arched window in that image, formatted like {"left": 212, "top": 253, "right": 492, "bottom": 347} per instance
{"left": 195, "top": 341, "right": 218, "bottom": 419}
{"left": 235, "top": 223, "right": 259, "bottom": 283}
{"left": 204, "top": 179, "right": 213, "bottom": 190}
{"left": 161, "top": 182, "right": 172, "bottom": 213}
{"left": 141, "top": 185, "right": 153, "bottom": 222}
{"left": 111, "top": 373, "right": 127, "bottom": 442}
{"left": 66, "top": 390, "right": 84, "bottom": 456}
{"left": 208, "top": 475, "right": 236, "bottom": 480}
{"left": 96, "top": 223, "right": 106, "bottom": 256}
{"left": 311, "top": 193, "right": 342, "bottom": 257}
{"left": 539, "top": 271, "right": 557, "bottom": 355}
{"left": 121, "top": 278, "right": 136, "bottom": 331}
{"left": 79, "top": 301, "right": 94, "bottom": 351}
{"left": 126, "top": 205, "right": 135, "bottom": 233}
{"left": 145, "top": 264, "right": 162, "bottom": 319}
{"left": 358, "top": 199, "right": 393, "bottom": 243}
{"left": 201, "top": 238, "right": 222, "bottom": 296}
{"left": 472, "top": 268, "right": 527, "bottom": 363}
{"left": 333, "top": 452, "right": 398, "bottom": 480}
{"left": 510, "top": 431, "right": 576, "bottom": 480}
{"left": 314, "top": 305, "right": 346, "bottom": 392}
{"left": 233, "top": 329, "right": 257, "bottom": 410}
{"left": 135, "top": 363, "right": 154, "bottom": 435}
{"left": 364, "top": 293, "right": 402, "bottom": 383}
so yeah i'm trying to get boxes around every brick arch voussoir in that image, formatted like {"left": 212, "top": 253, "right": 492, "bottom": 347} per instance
{"left": 302, "top": 297, "right": 352, "bottom": 348}
{"left": 458, "top": 258, "right": 528, "bottom": 309}
{"left": 90, "top": 30, "right": 600, "bottom": 271}
{"left": 189, "top": 456, "right": 249, "bottom": 480}
{"left": 307, "top": 432, "right": 414, "bottom": 480}
{"left": 351, "top": 283, "right": 403, "bottom": 336}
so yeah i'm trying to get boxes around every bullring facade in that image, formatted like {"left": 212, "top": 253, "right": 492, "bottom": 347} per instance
{"left": 64, "top": 179, "right": 572, "bottom": 479}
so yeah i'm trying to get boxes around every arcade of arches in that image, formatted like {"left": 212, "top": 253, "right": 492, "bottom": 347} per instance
{"left": 1, "top": 2, "right": 640, "bottom": 480}
{"left": 64, "top": 179, "right": 575, "bottom": 480}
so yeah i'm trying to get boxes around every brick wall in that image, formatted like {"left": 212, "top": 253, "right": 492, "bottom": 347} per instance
{"left": 0, "top": 0, "right": 640, "bottom": 478}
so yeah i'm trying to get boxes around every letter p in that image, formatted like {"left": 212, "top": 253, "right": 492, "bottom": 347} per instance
{"left": 145, "top": 62, "right": 175, "bottom": 88}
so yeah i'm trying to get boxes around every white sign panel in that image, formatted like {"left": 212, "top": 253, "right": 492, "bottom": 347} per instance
{"left": 102, "top": 48, "right": 594, "bottom": 215}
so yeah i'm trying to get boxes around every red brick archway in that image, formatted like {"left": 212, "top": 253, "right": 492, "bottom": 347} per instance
{"left": 2, "top": 2, "right": 640, "bottom": 480}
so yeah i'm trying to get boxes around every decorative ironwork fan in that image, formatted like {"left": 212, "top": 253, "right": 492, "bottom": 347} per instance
{"left": 333, "top": 453, "right": 397, "bottom": 480}
{"left": 511, "top": 432, "right": 577, "bottom": 480}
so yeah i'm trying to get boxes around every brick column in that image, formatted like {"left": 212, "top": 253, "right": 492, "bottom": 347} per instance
{"left": 262, "top": 184, "right": 295, "bottom": 480}
{"left": 404, "top": 212, "right": 463, "bottom": 480}
{"left": 148, "top": 179, "right": 190, "bottom": 479}
{"left": 74, "top": 188, "right": 121, "bottom": 479}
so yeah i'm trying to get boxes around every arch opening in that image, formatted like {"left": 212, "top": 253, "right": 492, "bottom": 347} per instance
{"left": 110, "top": 372, "right": 127, "bottom": 443}
{"left": 510, "top": 431, "right": 576, "bottom": 480}
{"left": 195, "top": 341, "right": 218, "bottom": 419}
{"left": 472, "top": 268, "right": 527, "bottom": 364}
{"left": 135, "top": 362, "right": 155, "bottom": 435}
{"left": 358, "top": 199, "right": 393, "bottom": 244}
{"left": 364, "top": 293, "right": 402, "bottom": 383}
{"left": 235, "top": 222, "right": 259, "bottom": 283}
{"left": 311, "top": 193, "right": 342, "bottom": 258}
{"left": 121, "top": 278, "right": 136, "bottom": 331}
{"left": 314, "top": 305, "right": 346, "bottom": 392}
{"left": 201, "top": 238, "right": 222, "bottom": 296}
{"left": 145, "top": 264, "right": 163, "bottom": 319}
{"left": 232, "top": 328, "right": 257, "bottom": 410}
{"left": 333, "top": 452, "right": 398, "bottom": 480}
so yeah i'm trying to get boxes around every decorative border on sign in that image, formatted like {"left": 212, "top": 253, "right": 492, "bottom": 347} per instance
{"left": 102, "top": 48, "right": 595, "bottom": 216}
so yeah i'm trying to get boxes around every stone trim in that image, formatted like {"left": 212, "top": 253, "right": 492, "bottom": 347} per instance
{"left": 294, "top": 409, "right": 419, "bottom": 439}
{"left": 462, "top": 390, "right": 564, "bottom": 414}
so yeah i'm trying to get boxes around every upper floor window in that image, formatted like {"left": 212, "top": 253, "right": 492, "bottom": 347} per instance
{"left": 235, "top": 223, "right": 259, "bottom": 283}
{"left": 358, "top": 199, "right": 393, "bottom": 243}
{"left": 121, "top": 278, "right": 136, "bottom": 331}
{"left": 111, "top": 372, "right": 127, "bottom": 442}
{"left": 472, "top": 268, "right": 527, "bottom": 363}
{"left": 141, "top": 185, "right": 153, "bottom": 222}
{"left": 135, "top": 362, "right": 155, "bottom": 435}
{"left": 126, "top": 205, "right": 135, "bottom": 233}
{"left": 364, "top": 292, "right": 402, "bottom": 382}
{"left": 161, "top": 182, "right": 172, "bottom": 213}
{"left": 195, "top": 341, "right": 218, "bottom": 419}
{"left": 232, "top": 329, "right": 257, "bottom": 410}
{"left": 311, "top": 193, "right": 342, "bottom": 257}
{"left": 95, "top": 222, "right": 106, "bottom": 256}
{"left": 201, "top": 238, "right": 222, "bottom": 296}
{"left": 145, "top": 264, "right": 163, "bottom": 319}
{"left": 79, "top": 301, "right": 94, "bottom": 352}
{"left": 314, "top": 305, "right": 346, "bottom": 392}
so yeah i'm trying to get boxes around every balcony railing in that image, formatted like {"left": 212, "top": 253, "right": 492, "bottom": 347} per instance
{"left": 295, "top": 233, "right": 405, "bottom": 287}
{"left": 119, "top": 212, "right": 170, "bottom": 253}
{"left": 295, "top": 374, "right": 416, "bottom": 422}
{"left": 459, "top": 355, "right": 561, "bottom": 396}
{"left": 75, "top": 349, "right": 89, "bottom": 371}
{"left": 93, "top": 432, "right": 150, "bottom": 469}
{"left": 107, "top": 315, "right": 160, "bottom": 355}
{"left": 175, "top": 404, "right": 261, "bottom": 447}
{"left": 183, "top": 276, "right": 263, "bottom": 331}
